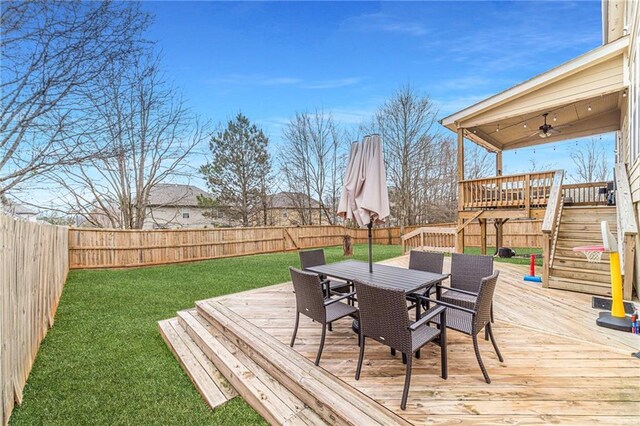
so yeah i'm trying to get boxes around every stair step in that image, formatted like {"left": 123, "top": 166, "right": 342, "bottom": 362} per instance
{"left": 556, "top": 231, "right": 609, "bottom": 238}
{"left": 548, "top": 276, "right": 612, "bottom": 296}
{"left": 552, "top": 256, "right": 610, "bottom": 270}
{"left": 177, "top": 309, "right": 328, "bottom": 426}
{"left": 196, "top": 300, "right": 411, "bottom": 426}
{"left": 558, "top": 222, "right": 617, "bottom": 231}
{"left": 562, "top": 206, "right": 615, "bottom": 210}
{"left": 553, "top": 248, "right": 611, "bottom": 262}
{"left": 550, "top": 265, "right": 611, "bottom": 283}
{"left": 158, "top": 318, "right": 237, "bottom": 409}
{"left": 556, "top": 236, "right": 607, "bottom": 245}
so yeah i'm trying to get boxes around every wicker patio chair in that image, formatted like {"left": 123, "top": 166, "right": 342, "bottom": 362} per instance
{"left": 439, "top": 253, "right": 494, "bottom": 339}
{"left": 299, "top": 249, "right": 352, "bottom": 298}
{"left": 289, "top": 267, "right": 357, "bottom": 366}
{"left": 354, "top": 280, "right": 447, "bottom": 410}
{"left": 405, "top": 250, "right": 445, "bottom": 339}
{"left": 426, "top": 271, "right": 503, "bottom": 383}
{"left": 409, "top": 250, "right": 445, "bottom": 274}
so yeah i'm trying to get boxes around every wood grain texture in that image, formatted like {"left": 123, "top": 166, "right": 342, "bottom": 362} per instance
{"left": 69, "top": 221, "right": 548, "bottom": 270}
{"left": 158, "top": 318, "right": 236, "bottom": 409}
{"left": 1, "top": 214, "right": 69, "bottom": 426}
{"left": 193, "top": 255, "right": 640, "bottom": 425}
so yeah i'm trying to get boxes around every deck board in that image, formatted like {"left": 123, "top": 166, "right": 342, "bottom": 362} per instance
{"left": 211, "top": 255, "right": 640, "bottom": 424}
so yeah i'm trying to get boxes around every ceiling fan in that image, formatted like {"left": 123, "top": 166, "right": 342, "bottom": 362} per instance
{"left": 531, "top": 112, "right": 570, "bottom": 138}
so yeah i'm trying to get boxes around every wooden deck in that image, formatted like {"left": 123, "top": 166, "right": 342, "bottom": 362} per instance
{"left": 163, "top": 255, "right": 640, "bottom": 425}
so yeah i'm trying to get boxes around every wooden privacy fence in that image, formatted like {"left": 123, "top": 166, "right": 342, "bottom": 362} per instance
{"left": 68, "top": 225, "right": 405, "bottom": 269}
{"left": 68, "top": 220, "right": 543, "bottom": 269}
{"left": 1, "top": 215, "right": 69, "bottom": 426}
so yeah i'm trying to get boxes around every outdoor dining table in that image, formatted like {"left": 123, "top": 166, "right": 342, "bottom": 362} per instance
{"left": 304, "top": 259, "right": 449, "bottom": 357}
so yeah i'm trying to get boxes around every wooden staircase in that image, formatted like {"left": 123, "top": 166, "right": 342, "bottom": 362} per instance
{"left": 548, "top": 205, "right": 616, "bottom": 295}
{"left": 159, "top": 300, "right": 410, "bottom": 425}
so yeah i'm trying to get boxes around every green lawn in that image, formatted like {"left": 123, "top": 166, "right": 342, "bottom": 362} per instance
{"left": 10, "top": 242, "right": 537, "bottom": 425}
{"left": 464, "top": 247, "right": 543, "bottom": 266}
{"left": 9, "top": 244, "right": 402, "bottom": 426}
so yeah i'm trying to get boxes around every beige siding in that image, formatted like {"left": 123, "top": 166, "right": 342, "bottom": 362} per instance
{"left": 622, "top": 0, "right": 640, "bottom": 296}
{"left": 143, "top": 207, "right": 238, "bottom": 229}
{"left": 627, "top": 0, "right": 640, "bottom": 202}
{"left": 460, "top": 54, "right": 625, "bottom": 128}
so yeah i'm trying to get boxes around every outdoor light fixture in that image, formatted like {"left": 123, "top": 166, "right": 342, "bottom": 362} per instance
{"left": 623, "top": 91, "right": 627, "bottom": 97}
{"left": 496, "top": 124, "right": 500, "bottom": 132}
{"left": 553, "top": 113, "right": 557, "bottom": 121}
{"left": 588, "top": 104, "right": 592, "bottom": 111}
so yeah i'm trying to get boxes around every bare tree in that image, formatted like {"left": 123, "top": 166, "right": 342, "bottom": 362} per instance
{"left": 50, "top": 53, "right": 206, "bottom": 229}
{"left": 0, "top": 1, "right": 149, "bottom": 196}
{"left": 465, "top": 144, "right": 494, "bottom": 179}
{"left": 371, "top": 85, "right": 441, "bottom": 226}
{"left": 570, "top": 137, "right": 611, "bottom": 182}
{"left": 279, "top": 110, "right": 345, "bottom": 225}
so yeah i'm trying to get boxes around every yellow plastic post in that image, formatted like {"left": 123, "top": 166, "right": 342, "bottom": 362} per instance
{"left": 608, "top": 252, "right": 625, "bottom": 318}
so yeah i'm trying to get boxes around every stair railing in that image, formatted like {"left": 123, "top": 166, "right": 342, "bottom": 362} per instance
{"left": 401, "top": 226, "right": 456, "bottom": 254}
{"left": 613, "top": 163, "right": 638, "bottom": 299}
{"left": 549, "top": 198, "right": 564, "bottom": 270}
{"left": 541, "top": 170, "right": 565, "bottom": 287}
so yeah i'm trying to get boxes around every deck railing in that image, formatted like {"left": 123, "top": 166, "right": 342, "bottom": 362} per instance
{"left": 460, "top": 171, "right": 556, "bottom": 211}
{"left": 401, "top": 226, "right": 456, "bottom": 254}
{"left": 562, "top": 181, "right": 612, "bottom": 206}
{"left": 541, "top": 171, "right": 565, "bottom": 287}
{"left": 613, "top": 163, "right": 638, "bottom": 299}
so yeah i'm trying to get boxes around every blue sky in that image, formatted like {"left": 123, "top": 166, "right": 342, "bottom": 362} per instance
{"left": 143, "top": 0, "right": 613, "bottom": 184}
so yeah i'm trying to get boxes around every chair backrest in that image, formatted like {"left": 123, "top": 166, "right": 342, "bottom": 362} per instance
{"left": 299, "top": 249, "right": 326, "bottom": 270}
{"left": 409, "top": 250, "right": 444, "bottom": 274}
{"left": 353, "top": 280, "right": 411, "bottom": 354}
{"left": 472, "top": 271, "right": 500, "bottom": 334}
{"left": 450, "top": 253, "right": 493, "bottom": 293}
{"left": 289, "top": 267, "right": 326, "bottom": 322}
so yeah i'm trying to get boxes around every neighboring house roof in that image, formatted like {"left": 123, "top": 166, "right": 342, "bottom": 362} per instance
{"left": 0, "top": 199, "right": 36, "bottom": 216}
{"left": 268, "top": 192, "right": 321, "bottom": 209}
{"left": 147, "top": 184, "right": 212, "bottom": 207}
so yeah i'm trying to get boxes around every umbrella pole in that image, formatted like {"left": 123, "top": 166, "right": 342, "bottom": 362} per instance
{"left": 368, "top": 222, "right": 373, "bottom": 273}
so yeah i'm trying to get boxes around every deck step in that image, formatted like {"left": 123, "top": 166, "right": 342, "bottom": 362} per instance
{"left": 553, "top": 256, "right": 610, "bottom": 271}
{"left": 548, "top": 276, "right": 611, "bottom": 296}
{"left": 552, "top": 248, "right": 611, "bottom": 261}
{"left": 177, "top": 309, "right": 328, "bottom": 426}
{"left": 550, "top": 265, "right": 611, "bottom": 283}
{"left": 196, "top": 300, "right": 411, "bottom": 426}
{"left": 158, "top": 318, "right": 237, "bottom": 409}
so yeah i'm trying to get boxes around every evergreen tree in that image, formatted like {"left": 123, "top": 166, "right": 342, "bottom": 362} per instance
{"left": 200, "top": 113, "right": 271, "bottom": 226}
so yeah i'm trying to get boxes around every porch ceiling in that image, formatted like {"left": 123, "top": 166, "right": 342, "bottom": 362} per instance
{"left": 468, "top": 92, "right": 623, "bottom": 151}
{"left": 441, "top": 36, "right": 629, "bottom": 152}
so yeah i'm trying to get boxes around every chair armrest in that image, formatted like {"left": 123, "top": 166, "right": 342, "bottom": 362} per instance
{"left": 414, "top": 294, "right": 476, "bottom": 315}
{"left": 324, "top": 291, "right": 356, "bottom": 306}
{"left": 409, "top": 305, "right": 445, "bottom": 331}
{"left": 435, "top": 284, "right": 479, "bottom": 297}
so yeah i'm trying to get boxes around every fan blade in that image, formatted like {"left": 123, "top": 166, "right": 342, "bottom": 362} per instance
{"left": 548, "top": 128, "right": 561, "bottom": 134}
{"left": 528, "top": 130, "right": 540, "bottom": 137}
{"left": 553, "top": 124, "right": 572, "bottom": 130}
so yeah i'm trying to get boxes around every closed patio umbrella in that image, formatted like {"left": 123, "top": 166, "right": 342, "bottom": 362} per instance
{"left": 338, "top": 134, "right": 390, "bottom": 272}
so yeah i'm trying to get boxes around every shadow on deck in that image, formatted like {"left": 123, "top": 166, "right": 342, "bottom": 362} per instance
{"left": 161, "top": 256, "right": 640, "bottom": 425}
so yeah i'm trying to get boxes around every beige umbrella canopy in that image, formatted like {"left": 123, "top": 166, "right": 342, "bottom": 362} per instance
{"left": 338, "top": 134, "right": 390, "bottom": 271}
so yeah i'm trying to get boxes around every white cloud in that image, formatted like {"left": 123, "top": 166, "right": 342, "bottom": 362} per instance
{"left": 341, "top": 12, "right": 428, "bottom": 37}
{"left": 209, "top": 75, "right": 362, "bottom": 90}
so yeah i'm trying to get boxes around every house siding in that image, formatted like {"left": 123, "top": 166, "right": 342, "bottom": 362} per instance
{"left": 621, "top": 0, "right": 640, "bottom": 296}
{"left": 143, "top": 206, "right": 238, "bottom": 229}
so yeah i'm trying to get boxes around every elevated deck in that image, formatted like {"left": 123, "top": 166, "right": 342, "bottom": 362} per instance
{"left": 161, "top": 256, "right": 640, "bottom": 425}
